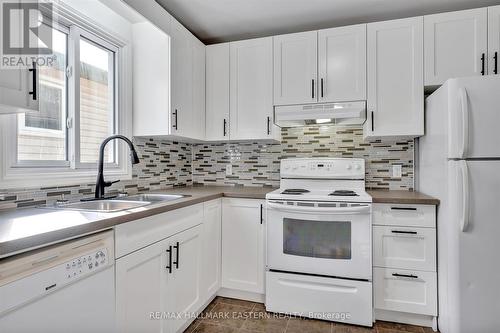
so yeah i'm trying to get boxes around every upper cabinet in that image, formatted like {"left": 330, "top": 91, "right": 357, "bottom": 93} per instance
{"left": 365, "top": 17, "right": 424, "bottom": 139}
{"left": 205, "top": 43, "right": 230, "bottom": 141}
{"left": 133, "top": 18, "right": 205, "bottom": 140}
{"left": 132, "top": 21, "right": 171, "bottom": 137}
{"left": 230, "top": 37, "right": 276, "bottom": 140}
{"left": 170, "top": 19, "right": 205, "bottom": 140}
{"left": 0, "top": 65, "right": 39, "bottom": 114}
{"left": 273, "top": 25, "right": 366, "bottom": 106}
{"left": 318, "top": 24, "right": 367, "bottom": 102}
{"left": 488, "top": 5, "right": 500, "bottom": 75}
{"left": 273, "top": 31, "right": 318, "bottom": 105}
{"left": 424, "top": 8, "right": 488, "bottom": 86}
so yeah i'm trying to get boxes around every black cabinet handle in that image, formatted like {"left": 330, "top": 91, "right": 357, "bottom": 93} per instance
{"left": 481, "top": 53, "right": 485, "bottom": 75}
{"left": 173, "top": 241, "right": 179, "bottom": 269}
{"left": 166, "top": 245, "right": 172, "bottom": 273}
{"left": 392, "top": 273, "right": 418, "bottom": 279}
{"left": 320, "top": 78, "right": 324, "bottom": 98}
{"left": 267, "top": 116, "right": 270, "bottom": 135}
{"left": 391, "top": 207, "right": 417, "bottom": 211}
{"left": 391, "top": 230, "right": 418, "bottom": 235}
{"left": 28, "top": 62, "right": 37, "bottom": 101}
{"left": 311, "top": 79, "right": 315, "bottom": 99}
{"left": 494, "top": 52, "right": 498, "bottom": 75}
{"left": 371, "top": 111, "right": 374, "bottom": 132}
{"left": 223, "top": 119, "right": 227, "bottom": 136}
{"left": 260, "top": 204, "right": 263, "bottom": 224}
{"left": 173, "top": 110, "right": 178, "bottom": 130}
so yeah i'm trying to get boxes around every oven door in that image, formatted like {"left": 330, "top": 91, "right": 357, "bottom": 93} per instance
{"left": 266, "top": 200, "right": 372, "bottom": 280}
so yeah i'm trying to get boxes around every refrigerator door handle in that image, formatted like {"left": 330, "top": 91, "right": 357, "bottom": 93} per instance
{"left": 458, "top": 88, "right": 469, "bottom": 159}
{"left": 460, "top": 160, "right": 470, "bottom": 232}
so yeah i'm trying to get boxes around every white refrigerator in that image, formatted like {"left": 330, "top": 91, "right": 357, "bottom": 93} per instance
{"left": 419, "top": 76, "right": 500, "bottom": 333}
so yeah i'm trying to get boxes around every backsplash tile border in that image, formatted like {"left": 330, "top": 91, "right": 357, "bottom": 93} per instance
{"left": 0, "top": 126, "right": 414, "bottom": 209}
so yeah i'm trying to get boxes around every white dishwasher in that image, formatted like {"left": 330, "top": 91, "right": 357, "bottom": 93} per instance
{"left": 0, "top": 230, "right": 116, "bottom": 333}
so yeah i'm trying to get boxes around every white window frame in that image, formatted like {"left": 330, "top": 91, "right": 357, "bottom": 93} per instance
{"left": 0, "top": 1, "right": 132, "bottom": 188}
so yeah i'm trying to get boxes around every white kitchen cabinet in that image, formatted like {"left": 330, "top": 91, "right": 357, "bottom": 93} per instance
{"left": 373, "top": 203, "right": 437, "bottom": 328}
{"left": 133, "top": 17, "right": 205, "bottom": 141}
{"left": 116, "top": 238, "right": 169, "bottom": 333}
{"left": 170, "top": 18, "right": 194, "bottom": 138}
{"left": 229, "top": 37, "right": 275, "bottom": 140}
{"left": 201, "top": 199, "right": 222, "bottom": 303}
{"left": 205, "top": 43, "right": 230, "bottom": 141}
{"left": 424, "top": 8, "right": 488, "bottom": 86}
{"left": 373, "top": 225, "right": 436, "bottom": 272}
{"left": 0, "top": 66, "right": 39, "bottom": 114}
{"left": 318, "top": 24, "right": 366, "bottom": 102}
{"left": 221, "top": 198, "right": 265, "bottom": 295}
{"left": 374, "top": 267, "right": 437, "bottom": 316}
{"left": 365, "top": 17, "right": 424, "bottom": 139}
{"left": 167, "top": 225, "right": 204, "bottom": 333}
{"left": 192, "top": 38, "right": 206, "bottom": 140}
{"left": 273, "top": 31, "right": 317, "bottom": 105}
{"left": 488, "top": 5, "right": 500, "bottom": 75}
{"left": 116, "top": 222, "right": 204, "bottom": 333}
{"left": 132, "top": 21, "right": 171, "bottom": 136}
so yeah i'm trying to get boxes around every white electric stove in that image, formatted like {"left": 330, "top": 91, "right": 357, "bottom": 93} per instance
{"left": 265, "top": 158, "right": 373, "bottom": 327}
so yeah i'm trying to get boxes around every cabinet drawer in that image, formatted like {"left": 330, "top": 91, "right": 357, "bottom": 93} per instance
{"left": 374, "top": 267, "right": 437, "bottom": 316}
{"left": 115, "top": 204, "right": 203, "bottom": 258}
{"left": 372, "top": 204, "right": 435, "bottom": 228}
{"left": 373, "top": 226, "right": 436, "bottom": 271}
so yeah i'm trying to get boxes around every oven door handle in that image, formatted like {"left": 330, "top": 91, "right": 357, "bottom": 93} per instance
{"left": 266, "top": 202, "right": 371, "bottom": 214}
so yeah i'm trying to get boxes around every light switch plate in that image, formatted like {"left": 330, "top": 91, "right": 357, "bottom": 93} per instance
{"left": 392, "top": 165, "right": 402, "bottom": 178}
{"left": 225, "top": 164, "right": 232, "bottom": 176}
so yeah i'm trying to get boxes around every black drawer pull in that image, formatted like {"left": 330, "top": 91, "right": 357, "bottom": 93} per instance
{"left": 392, "top": 273, "right": 418, "bottom": 279}
{"left": 173, "top": 110, "right": 178, "bottom": 130}
{"left": 223, "top": 119, "right": 227, "bottom": 136}
{"left": 311, "top": 79, "right": 315, "bottom": 99}
{"left": 481, "top": 53, "right": 485, "bottom": 76}
{"left": 166, "top": 245, "right": 172, "bottom": 273}
{"left": 28, "top": 62, "right": 37, "bottom": 100}
{"left": 391, "top": 207, "right": 417, "bottom": 211}
{"left": 371, "top": 111, "right": 374, "bottom": 132}
{"left": 391, "top": 230, "right": 418, "bottom": 235}
{"left": 173, "top": 241, "right": 179, "bottom": 269}
{"left": 494, "top": 52, "right": 498, "bottom": 75}
{"left": 267, "top": 116, "right": 271, "bottom": 135}
{"left": 260, "top": 204, "right": 263, "bottom": 224}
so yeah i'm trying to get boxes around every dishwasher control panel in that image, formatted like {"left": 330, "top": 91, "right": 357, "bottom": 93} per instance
{"left": 65, "top": 248, "right": 109, "bottom": 280}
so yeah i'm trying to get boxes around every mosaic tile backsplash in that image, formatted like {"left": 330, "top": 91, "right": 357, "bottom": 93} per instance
{"left": 192, "top": 126, "right": 414, "bottom": 190}
{"left": 1, "top": 126, "right": 414, "bottom": 209}
{"left": 0, "top": 138, "right": 192, "bottom": 210}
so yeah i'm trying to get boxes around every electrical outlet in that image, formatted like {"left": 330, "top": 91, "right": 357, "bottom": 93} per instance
{"left": 392, "top": 165, "right": 402, "bottom": 178}
{"left": 225, "top": 164, "right": 232, "bottom": 176}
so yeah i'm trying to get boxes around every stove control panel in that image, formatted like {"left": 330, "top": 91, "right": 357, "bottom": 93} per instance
{"left": 281, "top": 158, "right": 365, "bottom": 179}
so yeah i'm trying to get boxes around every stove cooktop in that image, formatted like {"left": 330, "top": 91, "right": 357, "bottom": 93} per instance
{"left": 266, "top": 188, "right": 372, "bottom": 203}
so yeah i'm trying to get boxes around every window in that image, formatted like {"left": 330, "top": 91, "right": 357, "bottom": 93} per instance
{"left": 1, "top": 4, "right": 131, "bottom": 187}
{"left": 17, "top": 26, "right": 68, "bottom": 162}
{"left": 17, "top": 24, "right": 117, "bottom": 166}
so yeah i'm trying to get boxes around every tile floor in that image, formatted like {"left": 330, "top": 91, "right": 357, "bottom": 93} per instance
{"left": 184, "top": 297, "right": 438, "bottom": 333}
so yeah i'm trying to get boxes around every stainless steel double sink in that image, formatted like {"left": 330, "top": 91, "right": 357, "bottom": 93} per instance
{"left": 42, "top": 193, "right": 187, "bottom": 212}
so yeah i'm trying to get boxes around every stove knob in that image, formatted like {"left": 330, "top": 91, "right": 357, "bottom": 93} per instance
{"left": 354, "top": 164, "right": 361, "bottom": 170}
{"left": 346, "top": 165, "right": 352, "bottom": 170}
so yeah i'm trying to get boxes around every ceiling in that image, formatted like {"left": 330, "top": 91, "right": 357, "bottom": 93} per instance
{"left": 155, "top": 0, "right": 500, "bottom": 44}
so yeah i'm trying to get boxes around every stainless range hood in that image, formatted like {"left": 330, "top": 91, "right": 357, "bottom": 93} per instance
{"left": 274, "top": 101, "right": 366, "bottom": 128}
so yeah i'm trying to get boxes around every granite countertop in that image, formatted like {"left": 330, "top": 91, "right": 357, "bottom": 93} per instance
{"left": 0, "top": 186, "right": 438, "bottom": 259}
{"left": 368, "top": 190, "right": 440, "bottom": 205}
{"left": 0, "top": 186, "right": 274, "bottom": 259}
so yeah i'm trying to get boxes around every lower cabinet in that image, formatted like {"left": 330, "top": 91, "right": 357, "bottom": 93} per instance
{"left": 200, "top": 199, "right": 222, "bottom": 303}
{"left": 221, "top": 198, "right": 265, "bottom": 295}
{"left": 116, "top": 237, "right": 170, "bottom": 333}
{"left": 116, "top": 200, "right": 222, "bottom": 333}
{"left": 372, "top": 203, "right": 438, "bottom": 328}
{"left": 116, "top": 225, "right": 203, "bottom": 333}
